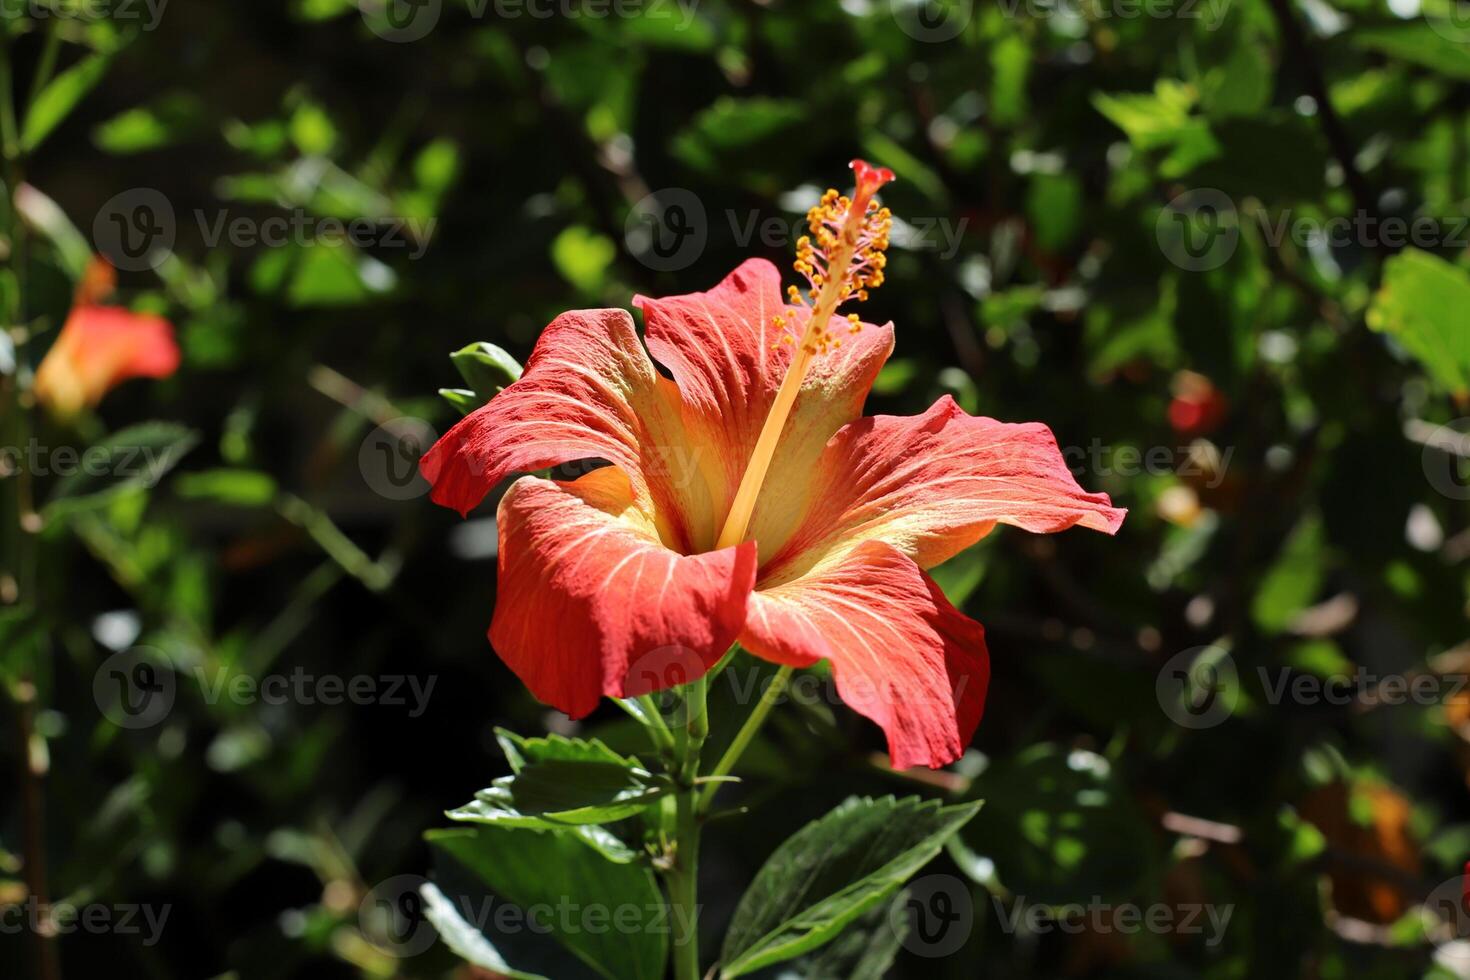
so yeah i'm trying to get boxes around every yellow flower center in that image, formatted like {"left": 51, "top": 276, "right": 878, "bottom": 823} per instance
{"left": 713, "top": 161, "right": 894, "bottom": 552}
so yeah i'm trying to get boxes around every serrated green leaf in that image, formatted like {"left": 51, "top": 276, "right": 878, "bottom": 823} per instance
{"left": 44, "top": 423, "right": 199, "bottom": 520}
{"left": 495, "top": 728, "right": 639, "bottom": 772}
{"left": 457, "top": 728, "right": 666, "bottom": 826}
{"left": 445, "top": 798, "right": 638, "bottom": 863}
{"left": 719, "top": 795, "right": 981, "bottom": 978}
{"left": 447, "top": 729, "right": 651, "bottom": 858}
{"left": 429, "top": 826, "right": 667, "bottom": 980}
{"left": 797, "top": 889, "right": 909, "bottom": 980}
{"left": 1368, "top": 248, "right": 1470, "bottom": 397}
{"left": 489, "top": 760, "right": 668, "bottom": 824}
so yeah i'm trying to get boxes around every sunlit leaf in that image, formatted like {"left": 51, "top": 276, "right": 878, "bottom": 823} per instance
{"left": 720, "top": 796, "right": 981, "bottom": 978}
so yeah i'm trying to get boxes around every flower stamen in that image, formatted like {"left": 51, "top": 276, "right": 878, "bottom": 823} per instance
{"left": 714, "top": 160, "right": 895, "bottom": 551}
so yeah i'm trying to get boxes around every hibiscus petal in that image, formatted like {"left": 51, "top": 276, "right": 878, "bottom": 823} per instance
{"left": 764, "top": 395, "right": 1126, "bottom": 581}
{"left": 634, "top": 259, "right": 892, "bottom": 554}
{"left": 34, "top": 306, "right": 180, "bottom": 416}
{"left": 739, "top": 540, "right": 988, "bottom": 770}
{"left": 419, "top": 308, "right": 710, "bottom": 547}
{"left": 491, "top": 470, "right": 758, "bottom": 719}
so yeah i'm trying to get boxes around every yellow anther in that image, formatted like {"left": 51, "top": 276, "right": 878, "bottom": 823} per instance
{"left": 714, "top": 161, "right": 896, "bottom": 552}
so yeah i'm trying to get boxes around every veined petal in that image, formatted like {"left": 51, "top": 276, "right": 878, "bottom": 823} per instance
{"left": 763, "top": 396, "right": 1126, "bottom": 583}
{"left": 634, "top": 259, "right": 892, "bottom": 554}
{"left": 34, "top": 305, "right": 180, "bottom": 417}
{"left": 491, "top": 470, "right": 758, "bottom": 719}
{"left": 419, "top": 308, "right": 712, "bottom": 549}
{"left": 739, "top": 540, "right": 988, "bottom": 770}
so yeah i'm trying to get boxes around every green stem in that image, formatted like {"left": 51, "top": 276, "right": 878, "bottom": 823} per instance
{"left": 26, "top": 23, "right": 62, "bottom": 112}
{"left": 0, "top": 27, "right": 51, "bottom": 980}
{"left": 666, "top": 677, "right": 708, "bottom": 980}
{"left": 697, "top": 665, "right": 792, "bottom": 815}
{"left": 0, "top": 31, "right": 17, "bottom": 162}
{"left": 613, "top": 695, "right": 675, "bottom": 758}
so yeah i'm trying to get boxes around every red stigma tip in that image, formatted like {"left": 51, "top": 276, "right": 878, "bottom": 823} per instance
{"left": 850, "top": 159, "right": 895, "bottom": 194}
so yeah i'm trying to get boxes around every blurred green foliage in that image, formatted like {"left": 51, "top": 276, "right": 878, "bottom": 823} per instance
{"left": 1, "top": 0, "right": 1470, "bottom": 977}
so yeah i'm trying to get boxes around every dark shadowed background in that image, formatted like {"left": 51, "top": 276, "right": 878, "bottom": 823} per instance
{"left": 3, "top": 0, "right": 1470, "bottom": 977}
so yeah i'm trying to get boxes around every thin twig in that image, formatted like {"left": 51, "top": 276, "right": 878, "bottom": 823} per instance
{"left": 14, "top": 682, "right": 59, "bottom": 980}
{"left": 1264, "top": 0, "right": 1383, "bottom": 237}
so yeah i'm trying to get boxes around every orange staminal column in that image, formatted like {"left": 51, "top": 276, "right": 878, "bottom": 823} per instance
{"left": 713, "top": 160, "right": 894, "bottom": 551}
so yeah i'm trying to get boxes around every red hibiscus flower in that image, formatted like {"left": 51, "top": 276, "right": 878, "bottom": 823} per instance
{"left": 1167, "top": 369, "right": 1228, "bottom": 438}
{"left": 422, "top": 162, "right": 1124, "bottom": 769}
{"left": 34, "top": 258, "right": 181, "bottom": 418}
